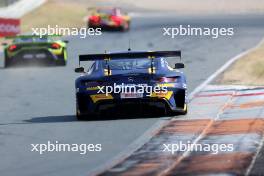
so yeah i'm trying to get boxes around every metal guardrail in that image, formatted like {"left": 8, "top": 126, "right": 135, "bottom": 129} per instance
{"left": 0, "top": 0, "right": 19, "bottom": 7}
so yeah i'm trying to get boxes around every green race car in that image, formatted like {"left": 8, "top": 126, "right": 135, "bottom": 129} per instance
{"left": 2, "top": 35, "right": 68, "bottom": 68}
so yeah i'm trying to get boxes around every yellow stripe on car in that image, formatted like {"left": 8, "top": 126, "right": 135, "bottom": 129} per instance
{"left": 157, "top": 83, "right": 175, "bottom": 87}
{"left": 104, "top": 69, "right": 112, "bottom": 76}
{"left": 148, "top": 67, "right": 156, "bottom": 74}
{"left": 90, "top": 94, "right": 113, "bottom": 103}
{"left": 183, "top": 103, "right": 187, "bottom": 111}
{"left": 150, "top": 91, "right": 173, "bottom": 100}
{"left": 87, "top": 87, "right": 100, "bottom": 91}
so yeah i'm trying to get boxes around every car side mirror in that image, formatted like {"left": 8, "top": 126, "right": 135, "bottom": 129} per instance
{"left": 174, "top": 63, "right": 185, "bottom": 69}
{"left": 75, "top": 67, "right": 85, "bottom": 73}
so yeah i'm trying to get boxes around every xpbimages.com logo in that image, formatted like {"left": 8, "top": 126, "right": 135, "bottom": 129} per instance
{"left": 97, "top": 83, "right": 168, "bottom": 96}
{"left": 31, "top": 141, "right": 102, "bottom": 155}
{"left": 163, "top": 141, "right": 234, "bottom": 154}
{"left": 31, "top": 25, "right": 102, "bottom": 38}
{"left": 163, "top": 25, "right": 234, "bottom": 39}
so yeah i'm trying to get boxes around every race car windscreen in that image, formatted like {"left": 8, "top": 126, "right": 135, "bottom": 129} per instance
{"left": 98, "top": 8, "right": 121, "bottom": 16}
{"left": 14, "top": 37, "right": 49, "bottom": 43}
{"left": 103, "top": 58, "right": 158, "bottom": 70}
{"left": 98, "top": 9, "right": 114, "bottom": 15}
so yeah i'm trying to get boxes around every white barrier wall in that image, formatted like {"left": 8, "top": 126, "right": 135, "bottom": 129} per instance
{"left": 0, "top": 0, "right": 46, "bottom": 18}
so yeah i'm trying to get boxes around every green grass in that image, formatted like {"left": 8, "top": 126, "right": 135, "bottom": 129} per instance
{"left": 218, "top": 41, "right": 264, "bottom": 86}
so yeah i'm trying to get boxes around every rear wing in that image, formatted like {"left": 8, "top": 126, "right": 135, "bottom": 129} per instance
{"left": 76, "top": 51, "right": 182, "bottom": 73}
{"left": 79, "top": 51, "right": 181, "bottom": 62}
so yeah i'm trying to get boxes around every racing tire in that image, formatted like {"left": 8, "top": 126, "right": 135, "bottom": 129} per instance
{"left": 76, "top": 114, "right": 86, "bottom": 121}
{"left": 88, "top": 23, "right": 97, "bottom": 30}
{"left": 179, "top": 105, "right": 188, "bottom": 115}
{"left": 56, "top": 49, "right": 67, "bottom": 66}
{"left": 76, "top": 107, "right": 97, "bottom": 121}
{"left": 167, "top": 104, "right": 188, "bottom": 116}
{"left": 4, "top": 52, "right": 10, "bottom": 68}
{"left": 76, "top": 107, "right": 86, "bottom": 121}
{"left": 4, "top": 58, "right": 9, "bottom": 68}
{"left": 76, "top": 113, "right": 98, "bottom": 121}
{"left": 126, "top": 21, "right": 130, "bottom": 31}
{"left": 121, "top": 21, "right": 130, "bottom": 31}
{"left": 167, "top": 110, "right": 179, "bottom": 116}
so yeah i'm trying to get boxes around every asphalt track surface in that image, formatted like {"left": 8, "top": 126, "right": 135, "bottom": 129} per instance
{"left": 1, "top": 14, "right": 264, "bottom": 176}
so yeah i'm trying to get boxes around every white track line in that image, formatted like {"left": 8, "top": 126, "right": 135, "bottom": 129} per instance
{"left": 246, "top": 132, "right": 264, "bottom": 176}
{"left": 89, "top": 118, "right": 171, "bottom": 176}
{"left": 90, "top": 37, "right": 264, "bottom": 176}
{"left": 188, "top": 38, "right": 264, "bottom": 100}
{"left": 158, "top": 90, "right": 236, "bottom": 175}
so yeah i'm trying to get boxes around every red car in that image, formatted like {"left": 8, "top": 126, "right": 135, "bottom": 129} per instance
{"left": 88, "top": 8, "right": 131, "bottom": 31}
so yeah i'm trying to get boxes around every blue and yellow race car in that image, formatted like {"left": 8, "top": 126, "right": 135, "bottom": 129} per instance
{"left": 3, "top": 35, "right": 68, "bottom": 67}
{"left": 74, "top": 51, "right": 187, "bottom": 120}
